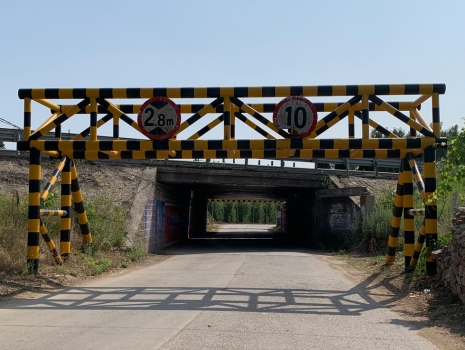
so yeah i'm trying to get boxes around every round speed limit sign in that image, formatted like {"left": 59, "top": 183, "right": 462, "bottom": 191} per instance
{"left": 138, "top": 97, "right": 181, "bottom": 140}
{"left": 273, "top": 96, "right": 318, "bottom": 138}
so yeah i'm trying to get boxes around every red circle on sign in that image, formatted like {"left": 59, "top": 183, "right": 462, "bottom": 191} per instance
{"left": 137, "top": 97, "right": 181, "bottom": 140}
{"left": 273, "top": 96, "right": 318, "bottom": 138}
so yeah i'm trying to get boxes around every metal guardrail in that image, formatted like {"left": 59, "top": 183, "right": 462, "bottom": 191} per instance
{"left": 0, "top": 127, "right": 405, "bottom": 178}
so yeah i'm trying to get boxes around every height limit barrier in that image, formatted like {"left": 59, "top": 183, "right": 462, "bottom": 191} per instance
{"left": 17, "top": 84, "right": 446, "bottom": 274}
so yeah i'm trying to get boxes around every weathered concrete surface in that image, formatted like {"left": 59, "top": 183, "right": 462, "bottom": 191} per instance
{"left": 0, "top": 225, "right": 437, "bottom": 350}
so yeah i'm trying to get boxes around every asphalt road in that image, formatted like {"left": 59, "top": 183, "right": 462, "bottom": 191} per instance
{"left": 0, "top": 224, "right": 437, "bottom": 349}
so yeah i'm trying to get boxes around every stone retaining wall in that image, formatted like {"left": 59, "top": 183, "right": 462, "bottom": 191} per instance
{"left": 434, "top": 207, "right": 465, "bottom": 304}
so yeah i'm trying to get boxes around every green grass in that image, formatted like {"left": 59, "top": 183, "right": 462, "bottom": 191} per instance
{"left": 0, "top": 190, "right": 131, "bottom": 275}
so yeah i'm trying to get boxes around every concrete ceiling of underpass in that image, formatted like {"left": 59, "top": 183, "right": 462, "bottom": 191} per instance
{"left": 156, "top": 165, "right": 324, "bottom": 201}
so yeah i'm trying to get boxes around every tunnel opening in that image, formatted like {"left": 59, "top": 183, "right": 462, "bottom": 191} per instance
{"left": 154, "top": 165, "right": 337, "bottom": 253}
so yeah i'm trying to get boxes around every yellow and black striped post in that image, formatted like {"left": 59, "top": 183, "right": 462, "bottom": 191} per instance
{"left": 432, "top": 93, "right": 441, "bottom": 138}
{"left": 224, "top": 97, "right": 231, "bottom": 140}
{"left": 60, "top": 159, "right": 72, "bottom": 260}
{"left": 409, "top": 219, "right": 426, "bottom": 269}
{"left": 424, "top": 145, "right": 438, "bottom": 276}
{"left": 39, "top": 221, "right": 62, "bottom": 264}
{"left": 385, "top": 161, "right": 404, "bottom": 265}
{"left": 348, "top": 110, "right": 355, "bottom": 139}
{"left": 90, "top": 98, "right": 98, "bottom": 141}
{"left": 24, "top": 98, "right": 31, "bottom": 141}
{"left": 27, "top": 148, "right": 41, "bottom": 274}
{"left": 409, "top": 110, "right": 417, "bottom": 138}
{"left": 361, "top": 95, "right": 369, "bottom": 138}
{"left": 231, "top": 103, "right": 236, "bottom": 139}
{"left": 71, "top": 160, "right": 92, "bottom": 245}
{"left": 407, "top": 154, "right": 426, "bottom": 202}
{"left": 403, "top": 158, "right": 415, "bottom": 270}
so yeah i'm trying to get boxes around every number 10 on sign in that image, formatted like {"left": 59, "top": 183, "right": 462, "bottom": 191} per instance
{"left": 273, "top": 96, "right": 318, "bottom": 138}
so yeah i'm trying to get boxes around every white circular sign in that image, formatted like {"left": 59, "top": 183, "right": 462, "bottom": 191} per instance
{"left": 273, "top": 96, "right": 318, "bottom": 138}
{"left": 137, "top": 97, "right": 180, "bottom": 140}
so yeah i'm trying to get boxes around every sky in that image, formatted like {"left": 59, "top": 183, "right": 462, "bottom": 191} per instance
{"left": 1, "top": 0, "right": 464, "bottom": 166}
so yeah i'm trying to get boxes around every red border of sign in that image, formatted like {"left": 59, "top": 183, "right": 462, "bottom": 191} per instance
{"left": 137, "top": 97, "right": 181, "bottom": 140}
{"left": 273, "top": 96, "right": 318, "bottom": 138}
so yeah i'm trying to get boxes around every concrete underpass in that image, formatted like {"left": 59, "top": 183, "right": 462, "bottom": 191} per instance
{"left": 129, "top": 162, "right": 373, "bottom": 253}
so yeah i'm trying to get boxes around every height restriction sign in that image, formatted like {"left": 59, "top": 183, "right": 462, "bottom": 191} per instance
{"left": 273, "top": 96, "right": 318, "bottom": 138}
{"left": 138, "top": 97, "right": 181, "bottom": 140}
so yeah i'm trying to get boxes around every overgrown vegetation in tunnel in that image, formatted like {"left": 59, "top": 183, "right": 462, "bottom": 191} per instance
{"left": 207, "top": 201, "right": 277, "bottom": 224}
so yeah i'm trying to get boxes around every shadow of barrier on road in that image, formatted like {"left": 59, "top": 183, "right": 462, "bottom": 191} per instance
{"left": 1, "top": 281, "right": 405, "bottom": 317}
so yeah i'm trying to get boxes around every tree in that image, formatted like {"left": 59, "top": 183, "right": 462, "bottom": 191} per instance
{"left": 436, "top": 123, "right": 465, "bottom": 197}
{"left": 0, "top": 140, "right": 5, "bottom": 149}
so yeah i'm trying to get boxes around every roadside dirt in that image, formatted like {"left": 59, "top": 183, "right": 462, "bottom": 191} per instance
{"left": 317, "top": 253, "right": 465, "bottom": 350}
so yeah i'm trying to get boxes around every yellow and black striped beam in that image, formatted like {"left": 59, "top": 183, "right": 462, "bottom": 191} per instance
{"left": 407, "top": 209, "right": 425, "bottom": 216}
{"left": 208, "top": 199, "right": 284, "bottom": 203}
{"left": 407, "top": 153, "right": 426, "bottom": 202}
{"left": 230, "top": 97, "right": 290, "bottom": 138}
{"left": 40, "top": 220, "right": 62, "bottom": 264}
{"left": 60, "top": 159, "right": 72, "bottom": 260}
{"left": 59, "top": 101, "right": 416, "bottom": 115}
{"left": 369, "top": 95, "right": 436, "bottom": 138}
{"left": 96, "top": 98, "right": 141, "bottom": 134}
{"left": 18, "top": 137, "right": 437, "bottom": 153}
{"left": 40, "top": 209, "right": 68, "bottom": 217}
{"left": 310, "top": 95, "right": 362, "bottom": 137}
{"left": 177, "top": 98, "right": 224, "bottom": 134}
{"left": 40, "top": 156, "right": 67, "bottom": 205}
{"left": 403, "top": 158, "right": 415, "bottom": 270}
{"left": 353, "top": 112, "right": 399, "bottom": 138}
{"left": 235, "top": 112, "right": 275, "bottom": 139}
{"left": 71, "top": 160, "right": 92, "bottom": 245}
{"left": 385, "top": 162, "right": 404, "bottom": 265}
{"left": 29, "top": 98, "right": 90, "bottom": 140}
{"left": 28, "top": 149, "right": 424, "bottom": 160}
{"left": 73, "top": 114, "right": 113, "bottom": 140}
{"left": 18, "top": 84, "right": 446, "bottom": 100}
{"left": 188, "top": 114, "right": 224, "bottom": 140}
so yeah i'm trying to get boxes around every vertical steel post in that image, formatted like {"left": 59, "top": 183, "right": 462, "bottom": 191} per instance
{"left": 432, "top": 93, "right": 440, "bottom": 138}
{"left": 60, "top": 159, "right": 72, "bottom": 260}
{"left": 403, "top": 158, "right": 415, "bottom": 270}
{"left": 55, "top": 125, "right": 61, "bottom": 140}
{"left": 71, "top": 160, "right": 92, "bottom": 245}
{"left": 348, "top": 110, "right": 355, "bottom": 139}
{"left": 361, "top": 95, "right": 369, "bottom": 139}
{"left": 90, "top": 98, "right": 98, "bottom": 141}
{"left": 113, "top": 111, "right": 119, "bottom": 140}
{"left": 409, "top": 219, "right": 426, "bottom": 269}
{"left": 27, "top": 148, "right": 41, "bottom": 274}
{"left": 224, "top": 97, "right": 231, "bottom": 140}
{"left": 409, "top": 110, "right": 417, "bottom": 138}
{"left": 231, "top": 103, "right": 236, "bottom": 140}
{"left": 424, "top": 145, "right": 438, "bottom": 276}
{"left": 24, "top": 98, "right": 31, "bottom": 141}
{"left": 385, "top": 161, "right": 404, "bottom": 264}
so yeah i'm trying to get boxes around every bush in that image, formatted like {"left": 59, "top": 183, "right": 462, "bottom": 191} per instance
{"left": 84, "top": 196, "right": 128, "bottom": 251}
